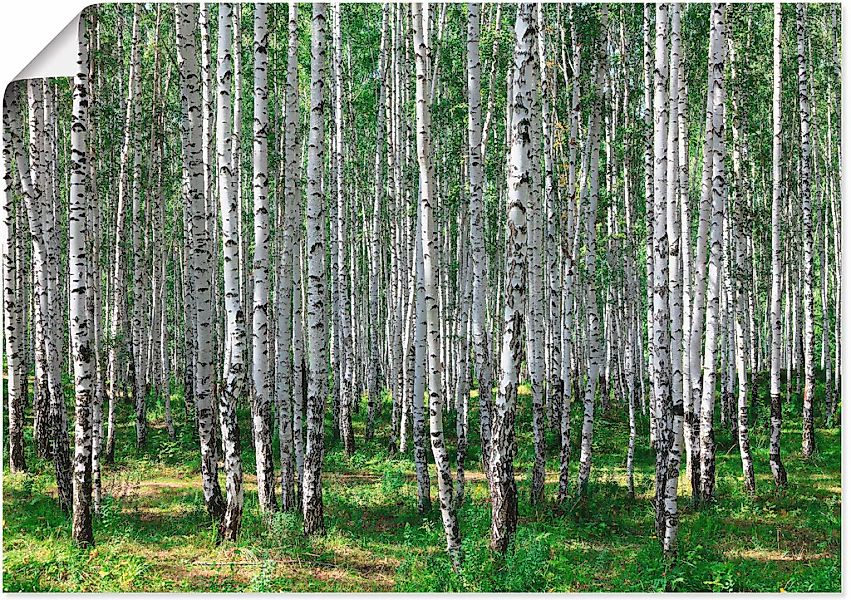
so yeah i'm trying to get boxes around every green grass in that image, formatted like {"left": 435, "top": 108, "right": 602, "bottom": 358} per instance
{"left": 3, "top": 375, "right": 840, "bottom": 592}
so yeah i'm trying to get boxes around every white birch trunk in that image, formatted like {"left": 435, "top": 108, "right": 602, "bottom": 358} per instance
{"left": 687, "top": 1, "right": 724, "bottom": 501}
{"left": 412, "top": 204, "right": 432, "bottom": 514}
{"left": 128, "top": 4, "right": 147, "bottom": 450}
{"left": 467, "top": 2, "right": 493, "bottom": 476}
{"left": 490, "top": 2, "right": 536, "bottom": 554}
{"left": 662, "top": 3, "right": 684, "bottom": 555}
{"left": 576, "top": 6, "right": 607, "bottom": 499}
{"left": 216, "top": 2, "right": 245, "bottom": 540}
{"left": 176, "top": 2, "right": 225, "bottom": 522}
{"left": 557, "top": 20, "right": 580, "bottom": 503}
{"left": 643, "top": 4, "right": 655, "bottom": 435}
{"left": 303, "top": 2, "right": 329, "bottom": 536}
{"left": 729, "top": 31, "right": 755, "bottom": 495}
{"left": 796, "top": 3, "right": 816, "bottom": 459}
{"left": 526, "top": 3, "right": 547, "bottom": 506}
{"left": 333, "top": 3, "right": 355, "bottom": 456}
{"left": 651, "top": 2, "right": 671, "bottom": 542}
{"left": 276, "top": 0, "right": 300, "bottom": 513}
{"left": 413, "top": 1, "right": 461, "bottom": 567}
{"left": 366, "top": 5, "right": 389, "bottom": 442}
{"left": 252, "top": 3, "right": 278, "bottom": 513}
{"left": 1, "top": 85, "right": 26, "bottom": 473}
{"left": 69, "top": 14, "right": 94, "bottom": 546}
{"left": 769, "top": 5, "right": 787, "bottom": 472}
{"left": 698, "top": 2, "right": 727, "bottom": 503}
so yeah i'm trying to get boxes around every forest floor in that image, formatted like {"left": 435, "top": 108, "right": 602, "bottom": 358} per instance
{"left": 3, "top": 377, "right": 841, "bottom": 592}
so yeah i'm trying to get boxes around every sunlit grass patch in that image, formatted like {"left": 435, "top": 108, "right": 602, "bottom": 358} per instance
{"left": 3, "top": 376, "right": 840, "bottom": 591}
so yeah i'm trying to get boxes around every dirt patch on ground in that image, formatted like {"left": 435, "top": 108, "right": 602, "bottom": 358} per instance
{"left": 126, "top": 481, "right": 192, "bottom": 497}
{"left": 159, "top": 560, "right": 257, "bottom": 589}
{"left": 728, "top": 548, "right": 832, "bottom": 563}
{"left": 149, "top": 547, "right": 259, "bottom": 588}
{"left": 717, "top": 517, "right": 837, "bottom": 566}
{"left": 282, "top": 546, "right": 397, "bottom": 591}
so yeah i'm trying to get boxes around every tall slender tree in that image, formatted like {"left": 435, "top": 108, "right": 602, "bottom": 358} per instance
{"left": 576, "top": 5, "right": 607, "bottom": 499}
{"left": 698, "top": 2, "right": 727, "bottom": 504}
{"left": 769, "top": 2, "right": 788, "bottom": 488}
{"left": 216, "top": 2, "right": 245, "bottom": 540}
{"left": 796, "top": 3, "right": 815, "bottom": 460}
{"left": 366, "top": 5, "right": 389, "bottom": 443}
{"left": 413, "top": 0, "right": 462, "bottom": 568}
{"left": 490, "top": 2, "right": 536, "bottom": 554}
{"left": 106, "top": 6, "right": 141, "bottom": 465}
{"left": 662, "top": 3, "right": 685, "bottom": 555}
{"left": 276, "top": 0, "right": 300, "bottom": 514}
{"left": 303, "top": 1, "right": 329, "bottom": 537}
{"left": 333, "top": 3, "right": 355, "bottom": 456}
{"left": 129, "top": 3, "right": 147, "bottom": 451}
{"left": 2, "top": 85, "right": 26, "bottom": 474}
{"left": 651, "top": 1, "right": 670, "bottom": 542}
{"left": 69, "top": 12, "right": 94, "bottom": 547}
{"left": 728, "top": 25, "right": 755, "bottom": 496}
{"left": 466, "top": 2, "right": 493, "bottom": 478}
{"left": 252, "top": 2, "right": 278, "bottom": 513}
{"left": 176, "top": 2, "right": 225, "bottom": 522}
{"left": 557, "top": 15, "right": 580, "bottom": 505}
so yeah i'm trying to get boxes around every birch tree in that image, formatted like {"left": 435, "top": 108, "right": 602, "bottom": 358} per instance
{"left": 366, "top": 5, "right": 389, "bottom": 443}
{"left": 303, "top": 1, "right": 329, "bottom": 536}
{"left": 129, "top": 3, "right": 147, "bottom": 450}
{"left": 698, "top": 2, "right": 727, "bottom": 504}
{"left": 412, "top": 205, "right": 432, "bottom": 514}
{"left": 558, "top": 16, "right": 580, "bottom": 504}
{"left": 333, "top": 3, "right": 355, "bottom": 456}
{"left": 13, "top": 78, "right": 73, "bottom": 513}
{"left": 662, "top": 3, "right": 684, "bottom": 555}
{"left": 651, "top": 2, "right": 671, "bottom": 540}
{"left": 526, "top": 3, "right": 547, "bottom": 506}
{"left": 276, "top": 0, "right": 300, "bottom": 513}
{"left": 490, "top": 2, "right": 536, "bottom": 554}
{"left": 106, "top": 6, "right": 141, "bottom": 464}
{"left": 2, "top": 86, "right": 26, "bottom": 474}
{"left": 252, "top": 2, "right": 278, "bottom": 513}
{"left": 413, "top": 0, "right": 462, "bottom": 567}
{"left": 69, "top": 13, "right": 94, "bottom": 546}
{"left": 769, "top": 2, "right": 788, "bottom": 488}
{"left": 576, "top": 5, "right": 607, "bottom": 499}
{"left": 466, "top": 2, "right": 493, "bottom": 477}
{"left": 176, "top": 2, "right": 225, "bottom": 522}
{"left": 216, "top": 2, "right": 245, "bottom": 540}
{"left": 728, "top": 26, "right": 755, "bottom": 495}
{"left": 796, "top": 3, "right": 816, "bottom": 460}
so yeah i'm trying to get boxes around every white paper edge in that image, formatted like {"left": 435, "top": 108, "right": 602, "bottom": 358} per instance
{"left": 14, "top": 12, "right": 82, "bottom": 82}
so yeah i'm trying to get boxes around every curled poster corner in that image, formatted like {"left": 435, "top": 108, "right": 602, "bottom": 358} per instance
{"left": 13, "top": 11, "right": 81, "bottom": 82}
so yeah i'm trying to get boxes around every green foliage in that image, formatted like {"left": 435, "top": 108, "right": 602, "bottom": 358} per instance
{"left": 3, "top": 373, "right": 839, "bottom": 592}
{"left": 2, "top": 1, "right": 841, "bottom": 591}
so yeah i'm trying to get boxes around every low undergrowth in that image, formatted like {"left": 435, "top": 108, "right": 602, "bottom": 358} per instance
{"left": 3, "top": 376, "right": 840, "bottom": 591}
